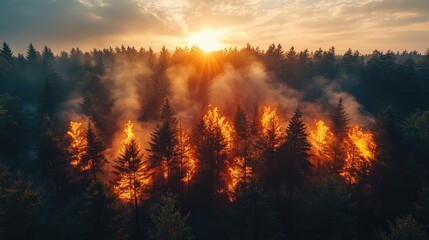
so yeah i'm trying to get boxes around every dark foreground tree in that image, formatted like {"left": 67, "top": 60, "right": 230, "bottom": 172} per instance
{"left": 280, "top": 106, "right": 312, "bottom": 197}
{"left": 229, "top": 180, "right": 282, "bottom": 240}
{"left": 330, "top": 97, "right": 349, "bottom": 172}
{"left": 303, "top": 176, "right": 351, "bottom": 240}
{"left": 0, "top": 162, "right": 53, "bottom": 240}
{"left": 79, "top": 181, "right": 127, "bottom": 240}
{"left": 379, "top": 215, "right": 427, "bottom": 240}
{"left": 83, "top": 123, "right": 107, "bottom": 181}
{"left": 148, "top": 192, "right": 194, "bottom": 240}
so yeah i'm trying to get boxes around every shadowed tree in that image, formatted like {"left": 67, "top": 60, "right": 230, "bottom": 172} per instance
{"left": 0, "top": 42, "right": 14, "bottom": 64}
{"left": 280, "top": 106, "right": 312, "bottom": 198}
{"left": 380, "top": 215, "right": 427, "bottom": 240}
{"left": 330, "top": 97, "right": 349, "bottom": 173}
{"left": 148, "top": 192, "right": 194, "bottom": 240}
{"left": 229, "top": 180, "right": 282, "bottom": 240}
{"left": 148, "top": 99, "right": 178, "bottom": 189}
{"left": 83, "top": 123, "right": 107, "bottom": 181}
{"left": 79, "top": 181, "right": 127, "bottom": 240}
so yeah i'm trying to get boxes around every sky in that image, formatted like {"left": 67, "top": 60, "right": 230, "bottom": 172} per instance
{"left": 0, "top": 0, "right": 428, "bottom": 54}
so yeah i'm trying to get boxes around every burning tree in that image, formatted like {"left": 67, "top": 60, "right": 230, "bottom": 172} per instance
{"left": 197, "top": 106, "right": 233, "bottom": 197}
{"left": 112, "top": 121, "right": 151, "bottom": 236}
{"left": 309, "top": 120, "right": 334, "bottom": 174}
{"left": 148, "top": 99, "right": 178, "bottom": 189}
{"left": 67, "top": 121, "right": 107, "bottom": 181}
{"left": 340, "top": 125, "right": 376, "bottom": 184}
{"left": 259, "top": 106, "right": 283, "bottom": 192}
{"left": 176, "top": 129, "right": 197, "bottom": 203}
{"left": 227, "top": 156, "right": 253, "bottom": 202}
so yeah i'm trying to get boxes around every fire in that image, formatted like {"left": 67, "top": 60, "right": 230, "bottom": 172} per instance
{"left": 309, "top": 120, "right": 334, "bottom": 171}
{"left": 120, "top": 120, "right": 135, "bottom": 151}
{"left": 177, "top": 130, "right": 197, "bottom": 183}
{"left": 340, "top": 125, "right": 376, "bottom": 184}
{"left": 227, "top": 156, "right": 252, "bottom": 201}
{"left": 67, "top": 121, "right": 91, "bottom": 171}
{"left": 261, "top": 106, "right": 283, "bottom": 149}
{"left": 203, "top": 106, "right": 234, "bottom": 149}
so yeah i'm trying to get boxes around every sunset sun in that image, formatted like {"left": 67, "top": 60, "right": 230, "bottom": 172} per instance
{"left": 187, "top": 29, "right": 223, "bottom": 52}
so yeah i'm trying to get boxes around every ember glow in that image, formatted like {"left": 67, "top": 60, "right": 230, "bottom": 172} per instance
{"left": 261, "top": 106, "right": 283, "bottom": 149}
{"left": 340, "top": 125, "right": 377, "bottom": 184}
{"left": 202, "top": 106, "right": 234, "bottom": 150}
{"left": 177, "top": 130, "right": 197, "bottom": 183}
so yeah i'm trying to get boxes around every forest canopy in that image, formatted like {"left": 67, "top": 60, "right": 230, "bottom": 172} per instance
{"left": 1, "top": 42, "right": 429, "bottom": 240}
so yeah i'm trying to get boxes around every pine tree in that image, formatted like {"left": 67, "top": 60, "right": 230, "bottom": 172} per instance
{"left": 330, "top": 97, "right": 349, "bottom": 173}
{"left": 112, "top": 138, "right": 150, "bottom": 237}
{"left": 1, "top": 42, "right": 14, "bottom": 63}
{"left": 79, "top": 181, "right": 127, "bottom": 240}
{"left": 234, "top": 105, "right": 248, "bottom": 142}
{"left": 148, "top": 192, "right": 194, "bottom": 240}
{"left": 26, "top": 43, "right": 40, "bottom": 66}
{"left": 148, "top": 99, "right": 178, "bottom": 188}
{"left": 230, "top": 180, "right": 282, "bottom": 240}
{"left": 281, "top": 106, "right": 312, "bottom": 197}
{"left": 36, "top": 116, "right": 69, "bottom": 203}
{"left": 83, "top": 123, "right": 107, "bottom": 181}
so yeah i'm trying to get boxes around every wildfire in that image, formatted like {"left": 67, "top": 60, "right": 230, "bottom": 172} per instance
{"left": 67, "top": 121, "right": 91, "bottom": 171}
{"left": 203, "top": 106, "right": 234, "bottom": 149}
{"left": 261, "top": 106, "right": 283, "bottom": 149}
{"left": 309, "top": 120, "right": 334, "bottom": 171}
{"left": 227, "top": 156, "right": 252, "bottom": 201}
{"left": 340, "top": 125, "right": 376, "bottom": 184}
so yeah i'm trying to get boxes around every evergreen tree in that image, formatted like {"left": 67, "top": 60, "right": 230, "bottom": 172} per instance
{"left": 281, "top": 106, "right": 312, "bottom": 197}
{"left": 229, "top": 180, "right": 282, "bottom": 240}
{"left": 83, "top": 123, "right": 107, "bottom": 181}
{"left": 234, "top": 105, "right": 248, "bottom": 142}
{"left": 36, "top": 116, "right": 69, "bottom": 203}
{"left": 26, "top": 43, "right": 40, "bottom": 66}
{"left": 148, "top": 192, "right": 194, "bottom": 240}
{"left": 112, "top": 138, "right": 151, "bottom": 237}
{"left": 303, "top": 176, "right": 350, "bottom": 240}
{"left": 380, "top": 215, "right": 427, "bottom": 240}
{"left": 330, "top": 97, "right": 349, "bottom": 173}
{"left": 0, "top": 162, "right": 53, "bottom": 240}
{"left": 0, "top": 42, "right": 14, "bottom": 63}
{"left": 79, "top": 181, "right": 126, "bottom": 240}
{"left": 148, "top": 99, "right": 178, "bottom": 188}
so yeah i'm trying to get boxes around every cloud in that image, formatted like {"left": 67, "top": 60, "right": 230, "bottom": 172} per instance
{"left": 0, "top": 0, "right": 428, "bottom": 54}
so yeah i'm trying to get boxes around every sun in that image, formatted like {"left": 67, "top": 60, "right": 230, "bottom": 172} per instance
{"left": 187, "top": 29, "right": 223, "bottom": 52}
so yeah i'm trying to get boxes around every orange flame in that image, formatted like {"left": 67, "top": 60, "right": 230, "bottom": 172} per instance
{"left": 177, "top": 130, "right": 197, "bottom": 183}
{"left": 340, "top": 125, "right": 376, "bottom": 184}
{"left": 309, "top": 120, "right": 334, "bottom": 170}
{"left": 67, "top": 121, "right": 91, "bottom": 171}
{"left": 227, "top": 156, "right": 252, "bottom": 201}
{"left": 203, "top": 106, "right": 234, "bottom": 149}
{"left": 261, "top": 106, "right": 283, "bottom": 149}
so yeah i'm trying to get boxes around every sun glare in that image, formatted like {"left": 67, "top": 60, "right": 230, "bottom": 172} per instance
{"left": 187, "top": 29, "right": 223, "bottom": 52}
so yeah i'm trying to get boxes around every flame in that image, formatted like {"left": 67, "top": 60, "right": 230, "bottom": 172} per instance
{"left": 340, "top": 125, "right": 376, "bottom": 184}
{"left": 177, "top": 130, "right": 197, "bottom": 183}
{"left": 120, "top": 120, "right": 135, "bottom": 150}
{"left": 261, "top": 106, "right": 283, "bottom": 149}
{"left": 67, "top": 121, "right": 91, "bottom": 171}
{"left": 202, "top": 106, "right": 234, "bottom": 149}
{"left": 227, "top": 156, "right": 252, "bottom": 201}
{"left": 309, "top": 120, "right": 334, "bottom": 169}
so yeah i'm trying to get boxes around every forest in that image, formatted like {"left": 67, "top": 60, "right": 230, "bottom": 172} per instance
{"left": 1, "top": 42, "right": 429, "bottom": 240}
